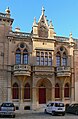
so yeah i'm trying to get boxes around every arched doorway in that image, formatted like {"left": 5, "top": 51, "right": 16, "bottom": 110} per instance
{"left": 36, "top": 79, "right": 52, "bottom": 104}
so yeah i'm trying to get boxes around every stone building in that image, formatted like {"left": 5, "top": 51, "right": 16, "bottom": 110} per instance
{"left": 0, "top": 7, "right": 78, "bottom": 110}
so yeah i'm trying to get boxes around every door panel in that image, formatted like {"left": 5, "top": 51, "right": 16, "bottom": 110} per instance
{"left": 39, "top": 87, "right": 46, "bottom": 104}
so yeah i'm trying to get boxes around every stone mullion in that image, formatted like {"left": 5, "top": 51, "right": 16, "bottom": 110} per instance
{"left": 21, "top": 52, "right": 23, "bottom": 64}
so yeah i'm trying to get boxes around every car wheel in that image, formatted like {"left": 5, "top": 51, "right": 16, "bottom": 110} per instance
{"left": 44, "top": 109, "right": 47, "bottom": 113}
{"left": 62, "top": 113, "right": 65, "bottom": 116}
{"left": 75, "top": 111, "right": 78, "bottom": 115}
{"left": 12, "top": 115, "right": 15, "bottom": 118}
{"left": 52, "top": 111, "right": 55, "bottom": 116}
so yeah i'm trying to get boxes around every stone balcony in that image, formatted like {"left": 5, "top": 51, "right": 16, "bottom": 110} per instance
{"left": 33, "top": 65, "right": 54, "bottom": 76}
{"left": 56, "top": 66, "right": 71, "bottom": 77}
{"left": 13, "top": 64, "right": 31, "bottom": 76}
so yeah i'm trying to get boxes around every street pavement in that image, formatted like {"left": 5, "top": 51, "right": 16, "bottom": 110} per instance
{"left": 0, "top": 110, "right": 78, "bottom": 119}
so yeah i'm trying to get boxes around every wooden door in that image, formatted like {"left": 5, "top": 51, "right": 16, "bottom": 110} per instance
{"left": 39, "top": 87, "right": 46, "bottom": 104}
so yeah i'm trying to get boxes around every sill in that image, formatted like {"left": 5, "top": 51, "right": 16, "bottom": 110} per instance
{"left": 64, "top": 98, "right": 70, "bottom": 100}
{"left": 23, "top": 99, "right": 31, "bottom": 102}
{"left": 12, "top": 99, "right": 20, "bottom": 102}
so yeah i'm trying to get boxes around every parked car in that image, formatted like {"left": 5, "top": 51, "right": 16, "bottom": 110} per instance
{"left": 0, "top": 102, "right": 15, "bottom": 117}
{"left": 44, "top": 101, "right": 65, "bottom": 116}
{"left": 66, "top": 103, "right": 78, "bottom": 115}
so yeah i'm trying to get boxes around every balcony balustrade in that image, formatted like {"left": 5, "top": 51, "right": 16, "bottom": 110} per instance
{"left": 13, "top": 64, "right": 31, "bottom": 76}
{"left": 56, "top": 66, "right": 71, "bottom": 77}
{"left": 33, "top": 65, "right": 54, "bottom": 75}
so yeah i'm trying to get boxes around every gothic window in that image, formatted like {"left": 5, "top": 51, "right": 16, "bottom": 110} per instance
{"left": 62, "top": 52, "right": 67, "bottom": 66}
{"left": 55, "top": 83, "right": 60, "bottom": 98}
{"left": 64, "top": 83, "right": 70, "bottom": 98}
{"left": 16, "top": 48, "right": 21, "bottom": 64}
{"left": 15, "top": 46, "right": 28, "bottom": 64}
{"left": 56, "top": 47, "right": 68, "bottom": 67}
{"left": 23, "top": 49, "right": 28, "bottom": 64}
{"left": 56, "top": 52, "right": 61, "bottom": 66}
{"left": 24, "top": 83, "right": 30, "bottom": 99}
{"left": 12, "top": 83, "right": 19, "bottom": 99}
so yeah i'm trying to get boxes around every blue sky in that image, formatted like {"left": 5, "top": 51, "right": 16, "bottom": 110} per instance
{"left": 0, "top": 0, "right": 78, "bottom": 38}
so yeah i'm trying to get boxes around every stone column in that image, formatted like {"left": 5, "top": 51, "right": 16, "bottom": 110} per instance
{"left": 19, "top": 80, "right": 24, "bottom": 110}
{"left": 32, "top": 86, "right": 37, "bottom": 110}
{"left": 51, "top": 74, "right": 55, "bottom": 101}
{"left": 71, "top": 72, "right": 75, "bottom": 102}
{"left": 61, "top": 86, "right": 64, "bottom": 101}
{"left": 52, "top": 86, "right": 55, "bottom": 101}
{"left": 20, "top": 80, "right": 24, "bottom": 103}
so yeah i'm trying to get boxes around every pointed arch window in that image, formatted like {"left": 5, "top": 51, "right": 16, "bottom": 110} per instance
{"left": 23, "top": 49, "right": 28, "bottom": 64}
{"left": 16, "top": 48, "right": 21, "bottom": 64}
{"left": 64, "top": 83, "right": 70, "bottom": 98}
{"left": 62, "top": 52, "right": 67, "bottom": 66}
{"left": 24, "top": 83, "right": 30, "bottom": 99}
{"left": 56, "top": 52, "right": 61, "bottom": 66}
{"left": 55, "top": 83, "right": 60, "bottom": 98}
{"left": 12, "top": 83, "right": 19, "bottom": 99}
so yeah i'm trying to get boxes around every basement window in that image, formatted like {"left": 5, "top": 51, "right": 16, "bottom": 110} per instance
{"left": 24, "top": 106, "right": 30, "bottom": 110}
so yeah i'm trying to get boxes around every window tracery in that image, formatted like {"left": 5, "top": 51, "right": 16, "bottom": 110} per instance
{"left": 56, "top": 47, "right": 67, "bottom": 66}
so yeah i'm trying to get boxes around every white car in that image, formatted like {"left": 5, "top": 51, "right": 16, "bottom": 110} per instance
{"left": 44, "top": 101, "right": 65, "bottom": 116}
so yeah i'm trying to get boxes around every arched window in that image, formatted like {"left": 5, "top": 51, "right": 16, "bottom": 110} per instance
{"left": 24, "top": 83, "right": 30, "bottom": 99}
{"left": 56, "top": 52, "right": 61, "bottom": 66}
{"left": 15, "top": 48, "right": 21, "bottom": 64}
{"left": 36, "top": 51, "right": 40, "bottom": 65}
{"left": 55, "top": 83, "right": 60, "bottom": 98}
{"left": 12, "top": 83, "right": 19, "bottom": 99}
{"left": 62, "top": 52, "right": 67, "bottom": 66}
{"left": 23, "top": 49, "right": 28, "bottom": 64}
{"left": 64, "top": 83, "right": 70, "bottom": 98}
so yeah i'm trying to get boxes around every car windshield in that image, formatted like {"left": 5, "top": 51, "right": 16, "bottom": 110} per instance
{"left": 1, "top": 103, "right": 14, "bottom": 107}
{"left": 55, "top": 103, "right": 64, "bottom": 107}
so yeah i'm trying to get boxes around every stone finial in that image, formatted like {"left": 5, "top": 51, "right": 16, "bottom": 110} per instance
{"left": 69, "top": 32, "right": 72, "bottom": 38}
{"left": 33, "top": 17, "right": 38, "bottom": 27}
{"left": 49, "top": 20, "right": 54, "bottom": 29}
{"left": 69, "top": 32, "right": 74, "bottom": 43}
{"left": 5, "top": 7, "right": 10, "bottom": 14}
{"left": 42, "top": 6, "right": 45, "bottom": 15}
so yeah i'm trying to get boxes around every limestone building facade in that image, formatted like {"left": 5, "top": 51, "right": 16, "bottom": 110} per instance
{"left": 0, "top": 7, "right": 78, "bottom": 110}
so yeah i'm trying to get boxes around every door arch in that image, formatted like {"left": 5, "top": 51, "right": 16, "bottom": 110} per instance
{"left": 36, "top": 79, "right": 52, "bottom": 104}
